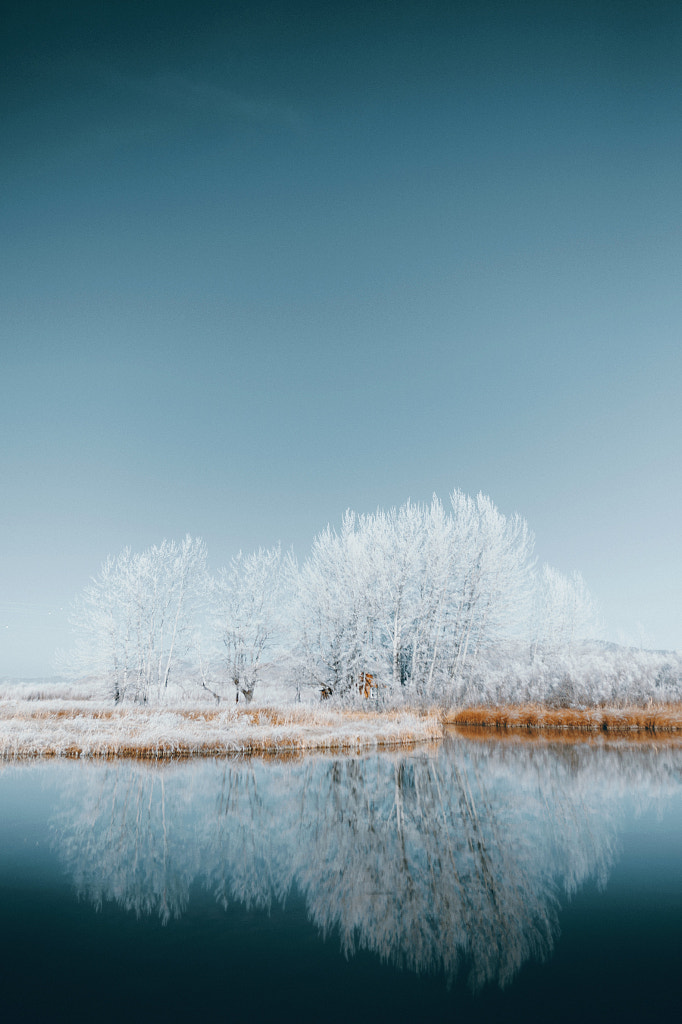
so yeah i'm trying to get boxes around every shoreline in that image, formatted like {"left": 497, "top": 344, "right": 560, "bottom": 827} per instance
{"left": 2, "top": 700, "right": 682, "bottom": 761}
{"left": 0, "top": 703, "right": 442, "bottom": 761}
{"left": 443, "top": 702, "right": 682, "bottom": 733}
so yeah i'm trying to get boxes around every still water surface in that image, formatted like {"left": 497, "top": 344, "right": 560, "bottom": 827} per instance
{"left": 1, "top": 733, "right": 681, "bottom": 1023}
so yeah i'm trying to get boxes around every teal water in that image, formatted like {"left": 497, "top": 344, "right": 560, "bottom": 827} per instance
{"left": 1, "top": 735, "right": 681, "bottom": 1023}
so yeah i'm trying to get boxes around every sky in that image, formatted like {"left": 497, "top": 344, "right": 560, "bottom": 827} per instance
{"left": 2, "top": 0, "right": 681, "bottom": 675}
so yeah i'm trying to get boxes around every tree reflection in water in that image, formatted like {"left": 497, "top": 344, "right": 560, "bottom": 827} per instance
{"left": 52, "top": 737, "right": 682, "bottom": 989}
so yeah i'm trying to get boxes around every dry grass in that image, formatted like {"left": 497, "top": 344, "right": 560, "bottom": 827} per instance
{"left": 0, "top": 700, "right": 442, "bottom": 761}
{"left": 443, "top": 702, "right": 682, "bottom": 734}
{"left": 4, "top": 694, "right": 682, "bottom": 762}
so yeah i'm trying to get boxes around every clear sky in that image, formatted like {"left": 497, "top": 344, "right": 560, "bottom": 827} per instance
{"left": 2, "top": 1, "right": 681, "bottom": 675}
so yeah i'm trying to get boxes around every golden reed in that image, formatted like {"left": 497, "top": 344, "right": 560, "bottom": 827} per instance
{"left": 443, "top": 702, "right": 682, "bottom": 733}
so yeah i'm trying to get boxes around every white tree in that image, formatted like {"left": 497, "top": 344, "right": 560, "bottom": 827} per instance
{"left": 67, "top": 488, "right": 608, "bottom": 708}
{"left": 293, "top": 492, "right": 536, "bottom": 702}
{"left": 443, "top": 491, "right": 536, "bottom": 688}
{"left": 367, "top": 498, "right": 456, "bottom": 694}
{"left": 368, "top": 502, "right": 428, "bottom": 689}
{"left": 70, "top": 536, "right": 208, "bottom": 703}
{"left": 531, "top": 564, "right": 598, "bottom": 662}
{"left": 294, "top": 516, "right": 378, "bottom": 699}
{"left": 210, "top": 545, "right": 293, "bottom": 703}
{"left": 70, "top": 548, "right": 134, "bottom": 703}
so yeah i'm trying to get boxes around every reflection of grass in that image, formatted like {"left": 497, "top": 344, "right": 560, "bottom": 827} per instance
{"left": 445, "top": 725, "right": 682, "bottom": 747}
{"left": 0, "top": 701, "right": 442, "bottom": 761}
{"left": 444, "top": 703, "right": 682, "bottom": 733}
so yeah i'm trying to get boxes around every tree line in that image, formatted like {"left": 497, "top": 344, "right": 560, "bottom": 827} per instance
{"left": 69, "top": 489, "right": 609, "bottom": 705}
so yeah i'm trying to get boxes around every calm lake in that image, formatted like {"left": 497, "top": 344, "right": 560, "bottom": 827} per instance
{"left": 1, "top": 733, "right": 681, "bottom": 1023}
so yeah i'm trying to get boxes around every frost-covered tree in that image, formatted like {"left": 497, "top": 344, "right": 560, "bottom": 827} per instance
{"left": 293, "top": 492, "right": 536, "bottom": 701}
{"left": 65, "top": 486, "right": 615, "bottom": 708}
{"left": 70, "top": 536, "right": 208, "bottom": 703}
{"left": 531, "top": 565, "right": 598, "bottom": 661}
{"left": 294, "top": 515, "right": 379, "bottom": 698}
{"left": 443, "top": 491, "right": 535, "bottom": 688}
{"left": 209, "top": 545, "right": 293, "bottom": 703}
{"left": 368, "top": 501, "right": 428, "bottom": 689}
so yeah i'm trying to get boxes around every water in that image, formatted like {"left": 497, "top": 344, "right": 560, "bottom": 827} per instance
{"left": 1, "top": 733, "right": 681, "bottom": 1022}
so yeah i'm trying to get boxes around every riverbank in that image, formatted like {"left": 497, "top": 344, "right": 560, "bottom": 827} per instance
{"left": 3, "top": 697, "right": 682, "bottom": 761}
{"left": 0, "top": 701, "right": 442, "bottom": 760}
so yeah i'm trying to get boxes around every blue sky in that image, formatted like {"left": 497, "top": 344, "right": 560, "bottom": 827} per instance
{"left": 2, "top": 1, "right": 681, "bottom": 674}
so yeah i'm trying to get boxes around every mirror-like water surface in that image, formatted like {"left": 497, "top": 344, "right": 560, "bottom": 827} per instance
{"left": 1, "top": 735, "right": 681, "bottom": 1022}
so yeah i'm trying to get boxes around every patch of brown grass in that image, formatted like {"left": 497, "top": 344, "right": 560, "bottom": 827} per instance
{"left": 0, "top": 706, "right": 117, "bottom": 721}
{"left": 174, "top": 709, "right": 222, "bottom": 722}
{"left": 443, "top": 702, "right": 682, "bottom": 733}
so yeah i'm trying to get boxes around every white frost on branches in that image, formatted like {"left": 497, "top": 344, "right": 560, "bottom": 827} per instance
{"left": 70, "top": 536, "right": 208, "bottom": 703}
{"left": 293, "top": 492, "right": 537, "bottom": 700}
{"left": 64, "top": 488, "right": 679, "bottom": 706}
{"left": 208, "top": 545, "right": 294, "bottom": 703}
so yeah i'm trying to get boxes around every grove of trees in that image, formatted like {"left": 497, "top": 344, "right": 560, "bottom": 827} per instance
{"left": 70, "top": 536, "right": 208, "bottom": 704}
{"left": 68, "top": 489, "right": 679, "bottom": 706}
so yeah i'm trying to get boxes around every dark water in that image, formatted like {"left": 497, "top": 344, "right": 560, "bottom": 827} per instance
{"left": 1, "top": 734, "right": 681, "bottom": 1023}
